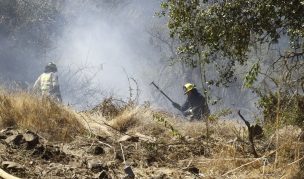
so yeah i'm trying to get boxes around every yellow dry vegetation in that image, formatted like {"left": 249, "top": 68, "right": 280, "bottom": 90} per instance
{"left": 0, "top": 91, "right": 302, "bottom": 178}
{"left": 104, "top": 107, "right": 304, "bottom": 178}
{"left": 0, "top": 91, "right": 85, "bottom": 142}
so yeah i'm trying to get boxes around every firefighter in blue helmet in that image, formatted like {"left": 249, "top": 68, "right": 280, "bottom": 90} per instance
{"left": 172, "top": 83, "right": 210, "bottom": 120}
{"left": 33, "top": 62, "right": 62, "bottom": 102}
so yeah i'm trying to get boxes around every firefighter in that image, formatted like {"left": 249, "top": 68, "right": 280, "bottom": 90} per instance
{"left": 33, "top": 62, "right": 62, "bottom": 102}
{"left": 172, "top": 83, "right": 210, "bottom": 120}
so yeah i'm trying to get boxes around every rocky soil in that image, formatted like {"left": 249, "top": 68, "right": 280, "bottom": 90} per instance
{"left": 0, "top": 127, "right": 205, "bottom": 178}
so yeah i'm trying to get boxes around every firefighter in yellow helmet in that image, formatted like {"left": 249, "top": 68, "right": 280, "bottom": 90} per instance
{"left": 172, "top": 83, "right": 210, "bottom": 120}
{"left": 33, "top": 62, "right": 62, "bottom": 102}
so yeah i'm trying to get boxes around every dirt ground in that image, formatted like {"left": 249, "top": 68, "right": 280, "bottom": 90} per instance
{"left": 0, "top": 99, "right": 303, "bottom": 178}
{"left": 0, "top": 127, "right": 203, "bottom": 178}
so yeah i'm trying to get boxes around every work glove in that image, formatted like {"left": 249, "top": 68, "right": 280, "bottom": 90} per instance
{"left": 184, "top": 109, "right": 193, "bottom": 116}
{"left": 172, "top": 102, "right": 181, "bottom": 110}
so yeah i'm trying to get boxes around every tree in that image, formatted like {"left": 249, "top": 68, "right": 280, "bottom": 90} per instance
{"left": 160, "top": 0, "right": 304, "bottom": 88}
{"left": 0, "top": 0, "right": 64, "bottom": 81}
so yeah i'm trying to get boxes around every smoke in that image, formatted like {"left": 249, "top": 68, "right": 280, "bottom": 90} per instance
{"left": 54, "top": 0, "right": 165, "bottom": 108}
{"left": 0, "top": 0, "right": 280, "bottom": 120}
{"left": 1, "top": 0, "right": 170, "bottom": 109}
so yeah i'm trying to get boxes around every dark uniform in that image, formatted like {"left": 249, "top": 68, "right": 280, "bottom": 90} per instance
{"left": 172, "top": 84, "right": 210, "bottom": 120}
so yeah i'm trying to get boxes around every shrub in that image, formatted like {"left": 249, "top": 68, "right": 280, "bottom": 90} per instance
{"left": 259, "top": 92, "right": 304, "bottom": 128}
{"left": 0, "top": 91, "right": 86, "bottom": 141}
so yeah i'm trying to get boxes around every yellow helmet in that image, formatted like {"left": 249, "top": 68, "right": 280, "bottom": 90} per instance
{"left": 183, "top": 83, "right": 195, "bottom": 94}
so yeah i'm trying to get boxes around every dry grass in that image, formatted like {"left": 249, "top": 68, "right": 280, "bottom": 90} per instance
{"left": 110, "top": 107, "right": 142, "bottom": 132}
{"left": 103, "top": 106, "right": 304, "bottom": 178}
{"left": 0, "top": 91, "right": 86, "bottom": 142}
{"left": 109, "top": 108, "right": 182, "bottom": 139}
{"left": 109, "top": 107, "right": 246, "bottom": 141}
{"left": 1, "top": 89, "right": 302, "bottom": 178}
{"left": 86, "top": 97, "right": 126, "bottom": 119}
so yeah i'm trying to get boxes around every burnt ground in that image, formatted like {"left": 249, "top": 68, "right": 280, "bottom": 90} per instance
{"left": 0, "top": 122, "right": 303, "bottom": 179}
{"left": 0, "top": 128, "right": 203, "bottom": 178}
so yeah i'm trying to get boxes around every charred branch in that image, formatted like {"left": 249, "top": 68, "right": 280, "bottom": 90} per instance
{"left": 237, "top": 110, "right": 263, "bottom": 158}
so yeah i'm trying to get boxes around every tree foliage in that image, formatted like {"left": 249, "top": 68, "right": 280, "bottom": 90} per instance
{"left": 161, "top": 0, "right": 304, "bottom": 86}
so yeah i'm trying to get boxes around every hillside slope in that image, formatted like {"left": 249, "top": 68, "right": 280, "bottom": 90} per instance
{"left": 0, "top": 92, "right": 303, "bottom": 178}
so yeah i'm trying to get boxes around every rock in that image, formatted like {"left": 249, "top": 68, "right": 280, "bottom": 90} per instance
{"left": 187, "top": 137, "right": 195, "bottom": 143}
{"left": 23, "top": 131, "right": 39, "bottom": 149}
{"left": 94, "top": 170, "right": 109, "bottom": 179}
{"left": 32, "top": 145, "right": 45, "bottom": 156}
{"left": 118, "top": 135, "right": 139, "bottom": 143}
{"left": 184, "top": 136, "right": 195, "bottom": 142}
{"left": 2, "top": 129, "right": 19, "bottom": 138}
{"left": 0, "top": 134, "right": 6, "bottom": 140}
{"left": 5, "top": 134, "right": 24, "bottom": 145}
{"left": 88, "top": 146, "right": 105, "bottom": 155}
{"left": 124, "top": 165, "right": 135, "bottom": 179}
{"left": 69, "top": 160, "right": 82, "bottom": 168}
{"left": 23, "top": 131, "right": 37, "bottom": 142}
{"left": 135, "top": 133, "right": 156, "bottom": 142}
{"left": 2, "top": 161, "right": 24, "bottom": 170}
{"left": 87, "top": 159, "right": 101, "bottom": 169}
{"left": 87, "top": 159, "right": 107, "bottom": 172}
{"left": 0, "top": 127, "right": 16, "bottom": 134}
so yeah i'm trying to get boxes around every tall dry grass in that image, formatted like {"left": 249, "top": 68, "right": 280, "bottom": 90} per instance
{"left": 0, "top": 91, "right": 86, "bottom": 141}
{"left": 105, "top": 106, "right": 304, "bottom": 178}
{"left": 2, "top": 89, "right": 300, "bottom": 178}
{"left": 109, "top": 107, "right": 181, "bottom": 139}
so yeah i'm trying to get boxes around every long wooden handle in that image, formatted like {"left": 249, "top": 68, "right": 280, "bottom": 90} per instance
{"left": 151, "top": 82, "right": 174, "bottom": 103}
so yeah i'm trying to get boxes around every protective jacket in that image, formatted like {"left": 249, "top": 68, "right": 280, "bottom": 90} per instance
{"left": 33, "top": 72, "right": 62, "bottom": 102}
{"left": 179, "top": 89, "right": 210, "bottom": 120}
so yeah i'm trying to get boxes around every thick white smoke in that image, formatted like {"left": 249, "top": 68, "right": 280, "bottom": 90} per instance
{"left": 0, "top": 0, "right": 273, "bottom": 120}
{"left": 47, "top": 0, "right": 165, "bottom": 109}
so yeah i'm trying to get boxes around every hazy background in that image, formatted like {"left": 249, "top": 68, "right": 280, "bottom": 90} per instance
{"left": 0, "top": 0, "right": 164, "bottom": 107}
{"left": 0, "top": 0, "right": 261, "bottom": 118}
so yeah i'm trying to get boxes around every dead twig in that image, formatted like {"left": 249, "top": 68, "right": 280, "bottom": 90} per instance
{"left": 287, "top": 155, "right": 304, "bottom": 166}
{"left": 97, "top": 141, "right": 113, "bottom": 148}
{"left": 198, "top": 157, "right": 260, "bottom": 162}
{"left": 120, "top": 143, "right": 126, "bottom": 165}
{"left": 223, "top": 154, "right": 269, "bottom": 176}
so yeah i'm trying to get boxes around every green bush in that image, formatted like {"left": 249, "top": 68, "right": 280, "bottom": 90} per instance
{"left": 259, "top": 92, "right": 304, "bottom": 128}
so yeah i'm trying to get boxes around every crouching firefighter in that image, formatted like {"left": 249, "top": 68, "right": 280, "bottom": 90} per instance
{"left": 33, "top": 62, "right": 62, "bottom": 102}
{"left": 172, "top": 83, "right": 210, "bottom": 120}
